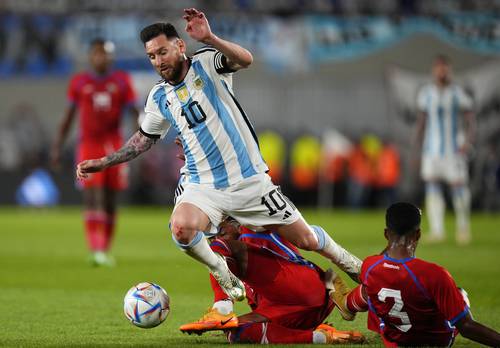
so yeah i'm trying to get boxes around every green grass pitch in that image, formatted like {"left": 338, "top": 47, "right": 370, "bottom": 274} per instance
{"left": 1, "top": 207, "right": 499, "bottom": 347}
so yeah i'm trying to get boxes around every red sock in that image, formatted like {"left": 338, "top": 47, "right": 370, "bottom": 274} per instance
{"left": 209, "top": 238, "right": 239, "bottom": 302}
{"left": 228, "top": 322, "right": 312, "bottom": 344}
{"left": 103, "top": 213, "right": 116, "bottom": 251}
{"left": 84, "top": 211, "right": 106, "bottom": 251}
{"left": 346, "top": 285, "right": 368, "bottom": 313}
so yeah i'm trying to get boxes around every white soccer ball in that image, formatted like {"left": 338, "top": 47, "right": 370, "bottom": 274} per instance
{"left": 123, "top": 282, "right": 170, "bottom": 328}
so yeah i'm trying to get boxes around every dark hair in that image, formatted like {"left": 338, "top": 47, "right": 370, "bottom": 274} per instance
{"left": 434, "top": 54, "right": 450, "bottom": 65}
{"left": 385, "top": 202, "right": 421, "bottom": 236}
{"left": 140, "top": 23, "right": 180, "bottom": 44}
{"left": 89, "top": 38, "right": 106, "bottom": 50}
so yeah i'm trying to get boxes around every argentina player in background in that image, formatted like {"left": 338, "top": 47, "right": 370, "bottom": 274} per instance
{"left": 414, "top": 55, "right": 476, "bottom": 245}
{"left": 76, "top": 8, "right": 361, "bottom": 300}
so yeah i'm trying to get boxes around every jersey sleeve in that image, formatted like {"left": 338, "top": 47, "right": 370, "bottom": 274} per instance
{"left": 193, "top": 47, "right": 236, "bottom": 75}
{"left": 360, "top": 255, "right": 378, "bottom": 284}
{"left": 456, "top": 86, "right": 473, "bottom": 111}
{"left": 121, "top": 72, "right": 137, "bottom": 106}
{"left": 139, "top": 86, "right": 170, "bottom": 139}
{"left": 67, "top": 74, "right": 81, "bottom": 105}
{"left": 416, "top": 85, "right": 429, "bottom": 112}
{"left": 428, "top": 266, "right": 469, "bottom": 326}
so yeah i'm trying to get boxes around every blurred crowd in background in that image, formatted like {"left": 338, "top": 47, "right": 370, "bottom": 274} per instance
{"left": 0, "top": 0, "right": 500, "bottom": 210}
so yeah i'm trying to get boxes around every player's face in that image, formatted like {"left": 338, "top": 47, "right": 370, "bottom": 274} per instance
{"left": 218, "top": 219, "right": 241, "bottom": 241}
{"left": 89, "top": 44, "right": 112, "bottom": 74}
{"left": 432, "top": 60, "right": 451, "bottom": 85}
{"left": 145, "top": 35, "right": 186, "bottom": 82}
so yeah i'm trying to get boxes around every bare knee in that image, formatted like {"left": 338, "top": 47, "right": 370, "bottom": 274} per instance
{"left": 170, "top": 216, "right": 198, "bottom": 244}
{"left": 170, "top": 205, "right": 209, "bottom": 244}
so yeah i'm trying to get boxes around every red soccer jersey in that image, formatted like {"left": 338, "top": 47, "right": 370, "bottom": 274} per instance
{"left": 67, "top": 70, "right": 136, "bottom": 143}
{"left": 361, "top": 254, "right": 469, "bottom": 347}
{"left": 210, "top": 229, "right": 331, "bottom": 330}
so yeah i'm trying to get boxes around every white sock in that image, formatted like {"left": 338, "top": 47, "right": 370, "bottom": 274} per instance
{"left": 312, "top": 331, "right": 327, "bottom": 344}
{"left": 175, "top": 231, "right": 224, "bottom": 272}
{"left": 452, "top": 185, "right": 471, "bottom": 235}
{"left": 426, "top": 182, "right": 445, "bottom": 238}
{"left": 311, "top": 225, "right": 361, "bottom": 275}
{"left": 212, "top": 299, "right": 234, "bottom": 315}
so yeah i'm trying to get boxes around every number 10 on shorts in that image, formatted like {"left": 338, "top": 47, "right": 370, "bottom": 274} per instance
{"left": 261, "top": 188, "right": 295, "bottom": 218}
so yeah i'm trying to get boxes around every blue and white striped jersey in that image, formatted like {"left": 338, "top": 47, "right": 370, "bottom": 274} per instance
{"left": 417, "top": 83, "right": 473, "bottom": 157}
{"left": 140, "top": 48, "right": 268, "bottom": 189}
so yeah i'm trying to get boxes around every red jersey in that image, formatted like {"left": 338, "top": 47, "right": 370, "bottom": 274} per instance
{"left": 361, "top": 254, "right": 469, "bottom": 347}
{"left": 210, "top": 228, "right": 332, "bottom": 330}
{"left": 68, "top": 70, "right": 136, "bottom": 143}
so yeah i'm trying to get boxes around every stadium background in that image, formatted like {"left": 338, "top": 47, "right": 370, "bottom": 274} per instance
{"left": 1, "top": 0, "right": 500, "bottom": 209}
{"left": 1, "top": 1, "right": 500, "bottom": 347}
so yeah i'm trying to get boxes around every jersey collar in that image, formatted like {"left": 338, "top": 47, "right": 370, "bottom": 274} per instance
{"left": 383, "top": 253, "right": 415, "bottom": 264}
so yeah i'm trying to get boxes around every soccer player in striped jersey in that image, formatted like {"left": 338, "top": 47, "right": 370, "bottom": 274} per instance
{"left": 76, "top": 8, "right": 360, "bottom": 300}
{"left": 414, "top": 55, "right": 476, "bottom": 245}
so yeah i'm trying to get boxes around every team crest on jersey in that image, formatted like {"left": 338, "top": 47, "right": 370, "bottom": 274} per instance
{"left": 175, "top": 85, "right": 190, "bottom": 103}
{"left": 193, "top": 76, "right": 204, "bottom": 90}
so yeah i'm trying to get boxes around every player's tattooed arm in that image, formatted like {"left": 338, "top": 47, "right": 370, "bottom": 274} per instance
{"left": 102, "top": 131, "right": 156, "bottom": 167}
{"left": 76, "top": 131, "right": 156, "bottom": 179}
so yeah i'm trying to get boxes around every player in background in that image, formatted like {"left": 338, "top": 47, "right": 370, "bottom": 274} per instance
{"left": 51, "top": 38, "right": 139, "bottom": 266}
{"left": 339, "top": 202, "right": 500, "bottom": 347}
{"left": 76, "top": 8, "right": 361, "bottom": 300}
{"left": 414, "top": 55, "right": 476, "bottom": 245}
{"left": 179, "top": 217, "right": 364, "bottom": 344}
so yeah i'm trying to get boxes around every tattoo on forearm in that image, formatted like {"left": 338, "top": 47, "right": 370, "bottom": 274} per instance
{"left": 103, "top": 131, "right": 156, "bottom": 167}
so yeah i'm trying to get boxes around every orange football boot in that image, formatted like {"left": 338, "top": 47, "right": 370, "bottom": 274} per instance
{"left": 179, "top": 308, "right": 238, "bottom": 335}
{"left": 316, "top": 323, "right": 365, "bottom": 344}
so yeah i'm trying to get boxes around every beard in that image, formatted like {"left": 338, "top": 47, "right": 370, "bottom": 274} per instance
{"left": 158, "top": 59, "right": 184, "bottom": 83}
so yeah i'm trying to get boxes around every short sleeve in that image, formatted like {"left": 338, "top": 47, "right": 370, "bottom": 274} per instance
{"left": 67, "top": 75, "right": 81, "bottom": 105}
{"left": 139, "top": 87, "right": 170, "bottom": 139}
{"left": 193, "top": 47, "right": 236, "bottom": 75}
{"left": 455, "top": 86, "right": 473, "bottom": 111}
{"left": 121, "top": 72, "right": 137, "bottom": 106}
{"left": 429, "top": 267, "right": 468, "bottom": 325}
{"left": 416, "top": 86, "right": 429, "bottom": 112}
{"left": 360, "top": 255, "right": 378, "bottom": 285}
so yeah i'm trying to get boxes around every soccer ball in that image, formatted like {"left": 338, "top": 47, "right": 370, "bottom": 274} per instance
{"left": 123, "top": 282, "right": 170, "bottom": 328}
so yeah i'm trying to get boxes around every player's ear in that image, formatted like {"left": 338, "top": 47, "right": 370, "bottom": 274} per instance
{"left": 177, "top": 38, "right": 186, "bottom": 54}
{"left": 384, "top": 228, "right": 389, "bottom": 241}
{"left": 415, "top": 228, "right": 421, "bottom": 241}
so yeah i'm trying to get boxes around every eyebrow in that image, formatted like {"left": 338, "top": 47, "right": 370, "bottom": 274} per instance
{"left": 147, "top": 46, "right": 167, "bottom": 55}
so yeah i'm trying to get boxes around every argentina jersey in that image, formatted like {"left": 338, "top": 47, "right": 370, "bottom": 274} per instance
{"left": 140, "top": 47, "right": 268, "bottom": 189}
{"left": 417, "top": 83, "right": 473, "bottom": 157}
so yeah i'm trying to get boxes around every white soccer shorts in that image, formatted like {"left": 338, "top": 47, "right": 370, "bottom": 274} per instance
{"left": 173, "top": 173, "right": 301, "bottom": 230}
{"left": 421, "top": 154, "right": 468, "bottom": 184}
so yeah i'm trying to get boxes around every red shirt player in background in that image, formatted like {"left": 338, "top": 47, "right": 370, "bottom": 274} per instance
{"left": 51, "top": 38, "right": 139, "bottom": 266}
{"left": 178, "top": 218, "right": 364, "bottom": 345}
{"left": 342, "top": 202, "right": 500, "bottom": 347}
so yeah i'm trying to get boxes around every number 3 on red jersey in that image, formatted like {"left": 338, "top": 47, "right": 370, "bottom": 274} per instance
{"left": 378, "top": 288, "right": 413, "bottom": 332}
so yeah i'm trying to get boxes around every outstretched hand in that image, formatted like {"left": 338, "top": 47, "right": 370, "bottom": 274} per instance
{"left": 76, "top": 158, "right": 106, "bottom": 180}
{"left": 183, "top": 8, "right": 213, "bottom": 43}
